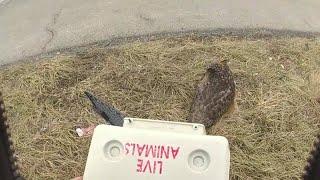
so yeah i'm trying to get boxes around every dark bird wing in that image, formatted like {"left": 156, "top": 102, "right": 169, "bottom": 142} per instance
{"left": 84, "top": 91, "right": 124, "bottom": 127}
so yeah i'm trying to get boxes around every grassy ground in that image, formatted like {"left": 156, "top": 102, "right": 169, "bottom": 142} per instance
{"left": 1, "top": 35, "right": 320, "bottom": 179}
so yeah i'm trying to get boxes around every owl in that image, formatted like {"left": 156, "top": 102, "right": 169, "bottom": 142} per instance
{"left": 188, "top": 60, "right": 236, "bottom": 128}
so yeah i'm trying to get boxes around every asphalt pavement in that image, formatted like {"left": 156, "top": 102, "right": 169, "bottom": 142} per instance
{"left": 1, "top": 0, "right": 320, "bottom": 64}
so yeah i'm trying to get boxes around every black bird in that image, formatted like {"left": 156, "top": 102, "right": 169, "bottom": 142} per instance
{"left": 84, "top": 91, "right": 124, "bottom": 127}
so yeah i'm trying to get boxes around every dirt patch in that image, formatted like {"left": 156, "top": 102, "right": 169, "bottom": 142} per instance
{"left": 1, "top": 35, "right": 320, "bottom": 179}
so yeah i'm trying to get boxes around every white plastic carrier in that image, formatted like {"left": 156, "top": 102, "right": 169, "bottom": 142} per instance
{"left": 83, "top": 118, "right": 230, "bottom": 180}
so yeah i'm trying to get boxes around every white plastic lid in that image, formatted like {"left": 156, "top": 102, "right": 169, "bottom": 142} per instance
{"left": 83, "top": 122, "right": 230, "bottom": 180}
{"left": 123, "top": 117, "right": 206, "bottom": 135}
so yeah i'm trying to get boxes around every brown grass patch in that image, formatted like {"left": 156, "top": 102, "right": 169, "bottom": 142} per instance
{"left": 1, "top": 35, "right": 320, "bottom": 179}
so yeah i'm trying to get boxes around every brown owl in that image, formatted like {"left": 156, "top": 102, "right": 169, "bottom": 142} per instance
{"left": 188, "top": 60, "right": 236, "bottom": 128}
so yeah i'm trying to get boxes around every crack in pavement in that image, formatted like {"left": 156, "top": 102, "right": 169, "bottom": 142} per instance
{"left": 0, "top": 0, "right": 12, "bottom": 7}
{"left": 137, "top": 12, "right": 155, "bottom": 26}
{"left": 42, "top": 10, "right": 61, "bottom": 52}
{"left": 303, "top": 18, "right": 313, "bottom": 29}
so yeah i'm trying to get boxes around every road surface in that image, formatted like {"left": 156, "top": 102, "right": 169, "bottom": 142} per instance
{"left": 1, "top": 0, "right": 320, "bottom": 64}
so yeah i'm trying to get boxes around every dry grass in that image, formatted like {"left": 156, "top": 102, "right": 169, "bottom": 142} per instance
{"left": 1, "top": 35, "right": 320, "bottom": 179}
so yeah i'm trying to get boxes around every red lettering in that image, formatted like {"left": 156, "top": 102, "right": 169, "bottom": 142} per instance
{"left": 158, "top": 161, "right": 163, "bottom": 174}
{"left": 127, "top": 142, "right": 181, "bottom": 175}
{"left": 157, "top": 146, "right": 160, "bottom": 158}
{"left": 137, "top": 144, "right": 146, "bottom": 156}
{"left": 160, "top": 146, "right": 169, "bottom": 159}
{"left": 136, "top": 159, "right": 164, "bottom": 175}
{"left": 143, "top": 160, "right": 152, "bottom": 173}
{"left": 125, "top": 143, "right": 130, "bottom": 155}
{"left": 145, "top": 145, "right": 157, "bottom": 158}
{"left": 136, "top": 159, "right": 143, "bottom": 172}
{"left": 171, "top": 147, "right": 180, "bottom": 159}
{"left": 153, "top": 160, "right": 156, "bottom": 174}
{"left": 131, "top": 143, "right": 136, "bottom": 156}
